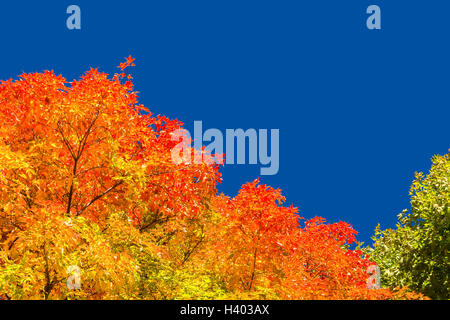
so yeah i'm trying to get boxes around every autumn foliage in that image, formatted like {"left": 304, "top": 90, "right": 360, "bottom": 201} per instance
{"left": 0, "top": 58, "right": 426, "bottom": 300}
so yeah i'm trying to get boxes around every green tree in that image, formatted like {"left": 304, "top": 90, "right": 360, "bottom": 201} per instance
{"left": 370, "top": 150, "right": 450, "bottom": 299}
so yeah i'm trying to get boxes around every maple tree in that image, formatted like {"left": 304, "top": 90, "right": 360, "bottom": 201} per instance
{"left": 0, "top": 58, "right": 428, "bottom": 300}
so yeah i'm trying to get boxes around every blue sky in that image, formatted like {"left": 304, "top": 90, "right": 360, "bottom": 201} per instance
{"left": 0, "top": 0, "right": 448, "bottom": 244}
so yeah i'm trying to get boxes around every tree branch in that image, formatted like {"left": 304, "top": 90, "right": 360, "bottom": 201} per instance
{"left": 76, "top": 180, "right": 124, "bottom": 216}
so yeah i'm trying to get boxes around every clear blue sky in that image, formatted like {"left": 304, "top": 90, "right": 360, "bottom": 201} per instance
{"left": 0, "top": 0, "right": 448, "bottom": 244}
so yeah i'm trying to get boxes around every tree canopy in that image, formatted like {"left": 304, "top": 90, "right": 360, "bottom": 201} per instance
{"left": 0, "top": 58, "right": 428, "bottom": 300}
{"left": 370, "top": 151, "right": 449, "bottom": 300}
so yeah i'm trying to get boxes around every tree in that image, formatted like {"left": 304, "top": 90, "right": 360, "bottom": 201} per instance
{"left": 207, "top": 180, "right": 425, "bottom": 300}
{"left": 369, "top": 151, "right": 450, "bottom": 300}
{"left": 0, "top": 58, "right": 427, "bottom": 300}
{"left": 207, "top": 179, "right": 299, "bottom": 298}
{"left": 0, "top": 57, "right": 220, "bottom": 299}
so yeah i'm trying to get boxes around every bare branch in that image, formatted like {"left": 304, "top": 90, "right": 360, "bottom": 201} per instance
{"left": 76, "top": 180, "right": 124, "bottom": 216}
